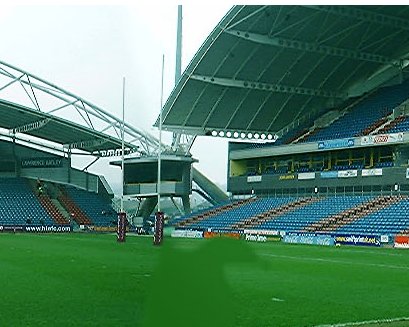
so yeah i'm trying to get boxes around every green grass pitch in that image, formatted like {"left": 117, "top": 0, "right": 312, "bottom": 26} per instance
{"left": 1, "top": 233, "right": 409, "bottom": 327}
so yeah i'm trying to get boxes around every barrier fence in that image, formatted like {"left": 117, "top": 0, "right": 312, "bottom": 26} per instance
{"left": 168, "top": 228, "right": 409, "bottom": 249}
{"left": 0, "top": 225, "right": 72, "bottom": 233}
{"left": 283, "top": 233, "right": 334, "bottom": 246}
{"left": 334, "top": 234, "right": 381, "bottom": 247}
{"left": 394, "top": 235, "right": 409, "bottom": 248}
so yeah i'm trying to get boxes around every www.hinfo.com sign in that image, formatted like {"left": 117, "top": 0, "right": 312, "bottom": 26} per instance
{"left": 0, "top": 225, "right": 72, "bottom": 233}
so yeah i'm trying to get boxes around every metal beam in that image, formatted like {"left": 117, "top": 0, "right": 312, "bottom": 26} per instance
{"left": 64, "top": 138, "right": 108, "bottom": 150}
{"left": 190, "top": 74, "right": 345, "bottom": 99}
{"left": 304, "top": 5, "right": 409, "bottom": 31}
{"left": 81, "top": 157, "right": 100, "bottom": 171}
{"left": 266, "top": 8, "right": 361, "bottom": 135}
{"left": 11, "top": 118, "right": 51, "bottom": 134}
{"left": 203, "top": 46, "right": 261, "bottom": 131}
{"left": 182, "top": 28, "right": 262, "bottom": 127}
{"left": 0, "top": 61, "right": 163, "bottom": 155}
{"left": 225, "top": 5, "right": 268, "bottom": 31}
{"left": 178, "top": 9, "right": 265, "bottom": 145}
{"left": 242, "top": 31, "right": 294, "bottom": 133}
{"left": 247, "top": 45, "right": 307, "bottom": 133}
{"left": 347, "top": 65, "right": 403, "bottom": 97}
{"left": 169, "top": 132, "right": 197, "bottom": 155}
{"left": 224, "top": 89, "right": 252, "bottom": 130}
{"left": 292, "top": 15, "right": 372, "bottom": 124}
{"left": 344, "top": 31, "right": 409, "bottom": 97}
{"left": 269, "top": 7, "right": 319, "bottom": 37}
{"left": 0, "top": 73, "right": 25, "bottom": 92}
{"left": 0, "top": 130, "right": 67, "bottom": 156}
{"left": 185, "top": 135, "right": 197, "bottom": 155}
{"left": 160, "top": 6, "right": 245, "bottom": 126}
{"left": 93, "top": 148, "right": 135, "bottom": 157}
{"left": 225, "top": 29, "right": 395, "bottom": 65}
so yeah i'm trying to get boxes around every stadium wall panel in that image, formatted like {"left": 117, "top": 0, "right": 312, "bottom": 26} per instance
{"left": 20, "top": 158, "right": 70, "bottom": 181}
{"left": 228, "top": 166, "right": 408, "bottom": 195}
{"left": 70, "top": 169, "right": 98, "bottom": 192}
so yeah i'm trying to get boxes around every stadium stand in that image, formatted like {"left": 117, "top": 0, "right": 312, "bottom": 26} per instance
{"left": 57, "top": 187, "right": 93, "bottom": 226}
{"left": 173, "top": 194, "right": 409, "bottom": 237}
{"left": 186, "top": 197, "right": 294, "bottom": 230}
{"left": 174, "top": 197, "right": 258, "bottom": 228}
{"left": 0, "top": 177, "right": 118, "bottom": 228}
{"left": 62, "top": 186, "right": 117, "bottom": 227}
{"left": 37, "top": 195, "right": 69, "bottom": 225}
{"left": 303, "top": 195, "right": 400, "bottom": 233}
{"left": 233, "top": 196, "right": 366, "bottom": 232}
{"left": 26, "top": 179, "right": 70, "bottom": 225}
{"left": 378, "top": 114, "right": 409, "bottom": 134}
{"left": 250, "top": 196, "right": 371, "bottom": 232}
{"left": 231, "top": 88, "right": 409, "bottom": 154}
{"left": 336, "top": 195, "right": 409, "bottom": 235}
{"left": 3, "top": 6, "right": 409, "bottom": 244}
{"left": 300, "top": 79, "right": 409, "bottom": 142}
{"left": 0, "top": 178, "right": 54, "bottom": 225}
{"left": 231, "top": 197, "right": 320, "bottom": 229}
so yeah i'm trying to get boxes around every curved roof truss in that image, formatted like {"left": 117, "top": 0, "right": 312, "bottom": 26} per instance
{"left": 158, "top": 5, "right": 409, "bottom": 139}
{"left": 0, "top": 61, "right": 164, "bottom": 156}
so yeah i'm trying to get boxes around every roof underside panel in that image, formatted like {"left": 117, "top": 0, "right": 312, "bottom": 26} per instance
{"left": 206, "top": 87, "right": 247, "bottom": 128}
{"left": 246, "top": 93, "right": 290, "bottom": 132}
{"left": 226, "top": 89, "right": 269, "bottom": 130}
{"left": 240, "top": 47, "right": 301, "bottom": 83}
{"left": 160, "top": 5, "right": 409, "bottom": 135}
{"left": 162, "top": 79, "right": 208, "bottom": 127}
{"left": 184, "top": 84, "right": 226, "bottom": 127}
{"left": 195, "top": 34, "right": 240, "bottom": 76}
{"left": 0, "top": 100, "right": 129, "bottom": 153}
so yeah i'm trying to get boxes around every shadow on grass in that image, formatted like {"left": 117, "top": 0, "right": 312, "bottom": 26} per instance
{"left": 141, "top": 238, "right": 258, "bottom": 327}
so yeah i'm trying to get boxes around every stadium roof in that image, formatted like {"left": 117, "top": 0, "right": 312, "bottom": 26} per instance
{"left": 0, "top": 61, "right": 161, "bottom": 156}
{"left": 159, "top": 5, "right": 409, "bottom": 138}
{"left": 0, "top": 98, "right": 132, "bottom": 153}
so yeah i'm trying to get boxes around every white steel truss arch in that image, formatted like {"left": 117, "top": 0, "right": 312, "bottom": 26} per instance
{"left": 0, "top": 60, "right": 167, "bottom": 156}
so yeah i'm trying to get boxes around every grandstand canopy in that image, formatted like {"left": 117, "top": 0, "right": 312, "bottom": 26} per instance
{"left": 159, "top": 5, "right": 409, "bottom": 138}
{"left": 0, "top": 61, "right": 165, "bottom": 156}
{"left": 0, "top": 99, "right": 133, "bottom": 153}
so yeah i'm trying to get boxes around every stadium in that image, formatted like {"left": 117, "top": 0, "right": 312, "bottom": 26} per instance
{"left": 2, "top": 5, "right": 409, "bottom": 327}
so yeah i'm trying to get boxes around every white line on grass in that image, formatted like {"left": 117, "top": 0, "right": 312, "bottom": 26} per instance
{"left": 332, "top": 247, "right": 405, "bottom": 257}
{"left": 260, "top": 253, "right": 409, "bottom": 271}
{"left": 271, "top": 297, "right": 284, "bottom": 302}
{"left": 315, "top": 316, "right": 409, "bottom": 327}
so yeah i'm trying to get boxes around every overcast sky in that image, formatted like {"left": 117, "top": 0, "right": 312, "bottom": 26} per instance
{"left": 0, "top": 2, "right": 234, "bottom": 191}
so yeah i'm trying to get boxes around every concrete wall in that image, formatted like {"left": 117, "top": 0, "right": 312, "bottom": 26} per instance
{"left": 228, "top": 166, "right": 409, "bottom": 195}
{"left": 0, "top": 140, "right": 107, "bottom": 195}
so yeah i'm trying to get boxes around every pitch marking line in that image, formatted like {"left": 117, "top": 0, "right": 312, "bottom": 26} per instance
{"left": 271, "top": 297, "right": 284, "bottom": 302}
{"left": 260, "top": 253, "right": 409, "bottom": 270}
{"left": 315, "top": 316, "right": 409, "bottom": 327}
